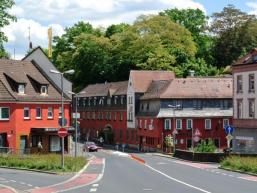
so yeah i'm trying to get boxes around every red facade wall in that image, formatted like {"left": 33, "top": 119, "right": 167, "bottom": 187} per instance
{"left": 0, "top": 102, "right": 70, "bottom": 150}
{"left": 137, "top": 117, "right": 232, "bottom": 150}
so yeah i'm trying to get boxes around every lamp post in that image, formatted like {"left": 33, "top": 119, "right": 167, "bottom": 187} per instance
{"left": 50, "top": 69, "right": 74, "bottom": 168}
{"left": 68, "top": 91, "right": 85, "bottom": 157}
{"left": 168, "top": 104, "right": 180, "bottom": 153}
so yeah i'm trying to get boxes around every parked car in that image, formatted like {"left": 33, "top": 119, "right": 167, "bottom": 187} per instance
{"left": 83, "top": 142, "right": 102, "bottom": 152}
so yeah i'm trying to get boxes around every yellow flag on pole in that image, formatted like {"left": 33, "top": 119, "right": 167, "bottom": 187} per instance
{"left": 48, "top": 27, "right": 52, "bottom": 58}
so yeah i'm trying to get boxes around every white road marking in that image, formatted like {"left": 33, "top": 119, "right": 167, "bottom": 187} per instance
{"left": 10, "top": 180, "right": 16, "bottom": 182}
{"left": 143, "top": 188, "right": 153, "bottom": 191}
{"left": 20, "top": 182, "right": 26, "bottom": 185}
{"left": 92, "top": 184, "right": 99, "bottom": 187}
{"left": 90, "top": 188, "right": 97, "bottom": 192}
{"left": 145, "top": 164, "right": 211, "bottom": 193}
{"left": 222, "top": 173, "right": 227, "bottom": 176}
{"left": 156, "top": 162, "right": 167, "bottom": 165}
{"left": 228, "top": 175, "right": 234, "bottom": 177}
{"left": 35, "top": 187, "right": 39, "bottom": 189}
{"left": 27, "top": 184, "right": 33, "bottom": 187}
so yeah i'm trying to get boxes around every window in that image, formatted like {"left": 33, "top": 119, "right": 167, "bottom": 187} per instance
{"left": 237, "top": 99, "right": 243, "bottom": 118}
{"left": 214, "top": 139, "right": 220, "bottom": 148}
{"left": 114, "top": 112, "right": 117, "bottom": 121}
{"left": 176, "top": 119, "right": 182, "bottom": 130}
{"left": 249, "top": 74, "right": 255, "bottom": 92}
{"left": 40, "top": 85, "right": 47, "bottom": 94}
{"left": 121, "top": 96, "right": 124, "bottom": 105}
{"left": 186, "top": 119, "right": 192, "bottom": 130}
{"left": 223, "top": 119, "right": 229, "bottom": 128}
{"left": 31, "top": 135, "right": 42, "bottom": 147}
{"left": 114, "top": 96, "right": 117, "bottom": 105}
{"left": 187, "top": 139, "right": 192, "bottom": 149}
{"left": 0, "top": 107, "right": 10, "bottom": 120}
{"left": 147, "top": 102, "right": 149, "bottom": 110}
{"left": 205, "top": 119, "right": 211, "bottom": 129}
{"left": 36, "top": 107, "right": 42, "bottom": 119}
{"left": 92, "top": 112, "right": 96, "bottom": 120}
{"left": 59, "top": 107, "right": 62, "bottom": 118}
{"left": 175, "top": 100, "right": 183, "bottom": 109}
{"left": 107, "top": 98, "right": 111, "bottom": 105}
{"left": 120, "top": 112, "right": 123, "bottom": 121}
{"left": 193, "top": 100, "right": 202, "bottom": 109}
{"left": 24, "top": 107, "right": 30, "bottom": 119}
{"left": 18, "top": 84, "right": 25, "bottom": 94}
{"left": 47, "top": 107, "right": 53, "bottom": 119}
{"left": 144, "top": 120, "right": 147, "bottom": 129}
{"left": 237, "top": 75, "right": 243, "bottom": 93}
{"left": 139, "top": 119, "right": 142, "bottom": 128}
{"left": 164, "top": 119, "right": 171, "bottom": 130}
{"left": 249, "top": 99, "right": 255, "bottom": 118}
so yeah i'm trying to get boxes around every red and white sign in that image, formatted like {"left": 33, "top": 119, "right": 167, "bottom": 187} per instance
{"left": 172, "top": 129, "right": 178, "bottom": 135}
{"left": 193, "top": 136, "right": 200, "bottom": 142}
{"left": 194, "top": 128, "right": 201, "bottom": 136}
{"left": 58, "top": 128, "right": 68, "bottom": 138}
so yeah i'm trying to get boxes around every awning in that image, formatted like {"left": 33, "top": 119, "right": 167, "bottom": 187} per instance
{"left": 157, "top": 108, "right": 233, "bottom": 118}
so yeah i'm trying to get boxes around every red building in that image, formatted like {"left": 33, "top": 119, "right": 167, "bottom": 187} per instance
{"left": 0, "top": 59, "right": 71, "bottom": 153}
{"left": 136, "top": 76, "right": 233, "bottom": 151}
{"left": 77, "top": 81, "right": 128, "bottom": 145}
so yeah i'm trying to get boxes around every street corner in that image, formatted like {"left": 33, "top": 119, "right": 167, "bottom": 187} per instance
{"left": 28, "top": 157, "right": 105, "bottom": 193}
{"left": 0, "top": 185, "right": 18, "bottom": 193}
{"left": 130, "top": 154, "right": 146, "bottom": 164}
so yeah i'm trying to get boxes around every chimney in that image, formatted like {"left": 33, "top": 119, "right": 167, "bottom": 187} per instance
{"left": 189, "top": 70, "right": 195, "bottom": 77}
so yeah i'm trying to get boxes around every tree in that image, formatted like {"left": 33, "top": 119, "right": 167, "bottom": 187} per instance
{"left": 160, "top": 8, "right": 214, "bottom": 65}
{"left": 210, "top": 5, "right": 256, "bottom": 67}
{"left": 105, "top": 23, "right": 130, "bottom": 38}
{"left": 0, "top": 0, "right": 16, "bottom": 58}
{"left": 110, "top": 15, "right": 197, "bottom": 78}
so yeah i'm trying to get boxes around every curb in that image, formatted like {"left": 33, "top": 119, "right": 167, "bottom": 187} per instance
{"left": 0, "top": 184, "right": 18, "bottom": 193}
{"left": 219, "top": 166, "right": 257, "bottom": 177}
{"left": 130, "top": 154, "right": 146, "bottom": 164}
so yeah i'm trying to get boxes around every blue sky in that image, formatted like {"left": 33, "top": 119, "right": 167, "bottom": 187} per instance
{"left": 3, "top": 0, "right": 257, "bottom": 59}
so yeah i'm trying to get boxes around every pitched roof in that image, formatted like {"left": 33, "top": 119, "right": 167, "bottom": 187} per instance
{"left": 160, "top": 77, "right": 232, "bottom": 99}
{"left": 0, "top": 59, "right": 68, "bottom": 102}
{"left": 80, "top": 81, "right": 128, "bottom": 97}
{"left": 130, "top": 70, "right": 175, "bottom": 93}
{"left": 140, "top": 80, "right": 171, "bottom": 100}
{"left": 233, "top": 48, "right": 257, "bottom": 66}
{"left": 0, "top": 79, "right": 15, "bottom": 101}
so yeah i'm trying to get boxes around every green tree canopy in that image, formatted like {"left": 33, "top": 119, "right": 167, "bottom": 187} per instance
{"left": 105, "top": 23, "right": 130, "bottom": 38}
{"left": 0, "top": 0, "right": 16, "bottom": 58}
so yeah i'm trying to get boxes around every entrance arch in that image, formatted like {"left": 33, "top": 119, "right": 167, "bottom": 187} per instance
{"left": 103, "top": 124, "right": 114, "bottom": 144}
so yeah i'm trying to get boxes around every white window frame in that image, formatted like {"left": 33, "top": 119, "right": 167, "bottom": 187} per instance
{"left": 176, "top": 119, "right": 182, "bottom": 130}
{"left": 47, "top": 107, "right": 53, "bottom": 119}
{"left": 223, "top": 119, "right": 229, "bottom": 128}
{"left": 144, "top": 119, "right": 147, "bottom": 129}
{"left": 164, "top": 119, "right": 171, "bottom": 130}
{"left": 18, "top": 84, "right": 25, "bottom": 94}
{"left": 0, "top": 107, "right": 10, "bottom": 120}
{"left": 186, "top": 119, "right": 193, "bottom": 130}
{"left": 40, "top": 85, "right": 47, "bottom": 95}
{"left": 139, "top": 119, "right": 142, "bottom": 128}
{"left": 36, "top": 107, "right": 42, "bottom": 119}
{"left": 24, "top": 107, "right": 30, "bottom": 119}
{"left": 205, "top": 119, "right": 211, "bottom": 130}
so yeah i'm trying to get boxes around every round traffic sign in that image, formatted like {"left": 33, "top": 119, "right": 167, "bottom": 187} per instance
{"left": 58, "top": 128, "right": 68, "bottom": 138}
{"left": 225, "top": 126, "right": 234, "bottom": 135}
{"left": 193, "top": 136, "right": 200, "bottom": 142}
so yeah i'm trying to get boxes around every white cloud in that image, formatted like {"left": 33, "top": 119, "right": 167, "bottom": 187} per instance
{"left": 4, "top": 0, "right": 205, "bottom": 59}
{"left": 246, "top": 2, "right": 257, "bottom": 15}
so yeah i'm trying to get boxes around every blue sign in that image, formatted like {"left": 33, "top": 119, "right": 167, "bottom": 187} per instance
{"left": 224, "top": 125, "right": 234, "bottom": 134}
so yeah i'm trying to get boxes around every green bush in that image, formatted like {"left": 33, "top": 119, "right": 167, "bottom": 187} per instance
{"left": 0, "top": 154, "right": 87, "bottom": 173}
{"left": 221, "top": 156, "right": 257, "bottom": 174}
{"left": 194, "top": 139, "right": 216, "bottom": 153}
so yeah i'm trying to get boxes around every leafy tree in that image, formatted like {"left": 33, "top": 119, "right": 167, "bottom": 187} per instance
{"left": 194, "top": 139, "right": 216, "bottom": 153}
{"left": 210, "top": 5, "right": 256, "bottom": 67}
{"left": 105, "top": 23, "right": 130, "bottom": 38}
{"left": 160, "top": 8, "right": 214, "bottom": 65}
{"left": 0, "top": 0, "right": 16, "bottom": 58}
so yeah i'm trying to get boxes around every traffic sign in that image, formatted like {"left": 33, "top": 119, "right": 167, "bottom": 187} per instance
{"left": 194, "top": 128, "right": 201, "bottom": 136}
{"left": 193, "top": 136, "right": 200, "bottom": 142}
{"left": 58, "top": 128, "right": 68, "bottom": 138}
{"left": 172, "top": 129, "right": 178, "bottom": 135}
{"left": 225, "top": 125, "right": 234, "bottom": 135}
{"left": 226, "top": 134, "right": 233, "bottom": 141}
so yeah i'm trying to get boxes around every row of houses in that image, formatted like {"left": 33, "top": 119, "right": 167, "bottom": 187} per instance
{"left": 78, "top": 71, "right": 233, "bottom": 151}
{"left": 0, "top": 46, "right": 257, "bottom": 154}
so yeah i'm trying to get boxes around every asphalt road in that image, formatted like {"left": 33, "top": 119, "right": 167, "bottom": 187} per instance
{"left": 0, "top": 150, "right": 256, "bottom": 193}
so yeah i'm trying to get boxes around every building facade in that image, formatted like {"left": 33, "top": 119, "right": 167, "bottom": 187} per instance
{"left": 77, "top": 81, "right": 129, "bottom": 145}
{"left": 136, "top": 77, "right": 233, "bottom": 151}
{"left": 0, "top": 59, "right": 72, "bottom": 154}
{"left": 233, "top": 49, "right": 257, "bottom": 153}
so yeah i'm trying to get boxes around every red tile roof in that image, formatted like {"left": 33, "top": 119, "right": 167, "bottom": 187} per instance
{"left": 130, "top": 70, "right": 175, "bottom": 93}
{"left": 233, "top": 48, "right": 257, "bottom": 66}
{"left": 160, "top": 77, "right": 232, "bottom": 99}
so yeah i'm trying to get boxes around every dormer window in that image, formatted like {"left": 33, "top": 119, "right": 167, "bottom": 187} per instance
{"left": 40, "top": 85, "right": 48, "bottom": 95}
{"left": 18, "top": 84, "right": 25, "bottom": 94}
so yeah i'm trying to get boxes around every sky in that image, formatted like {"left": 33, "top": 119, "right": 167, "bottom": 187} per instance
{"left": 3, "top": 0, "right": 257, "bottom": 59}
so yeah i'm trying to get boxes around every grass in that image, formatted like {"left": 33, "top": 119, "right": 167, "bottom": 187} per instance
{"left": 221, "top": 156, "right": 257, "bottom": 174}
{"left": 0, "top": 154, "right": 87, "bottom": 173}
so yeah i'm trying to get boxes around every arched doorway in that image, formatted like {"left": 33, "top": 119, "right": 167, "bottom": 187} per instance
{"left": 103, "top": 124, "right": 114, "bottom": 144}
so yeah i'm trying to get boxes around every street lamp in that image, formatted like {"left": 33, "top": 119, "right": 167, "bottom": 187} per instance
{"left": 50, "top": 69, "right": 74, "bottom": 168}
{"left": 68, "top": 91, "right": 86, "bottom": 157}
{"left": 168, "top": 104, "right": 181, "bottom": 153}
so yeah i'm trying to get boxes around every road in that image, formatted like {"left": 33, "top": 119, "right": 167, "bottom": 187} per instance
{"left": 0, "top": 150, "right": 256, "bottom": 193}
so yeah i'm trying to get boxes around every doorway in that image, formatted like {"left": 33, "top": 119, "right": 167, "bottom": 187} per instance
{"left": 20, "top": 135, "right": 27, "bottom": 154}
